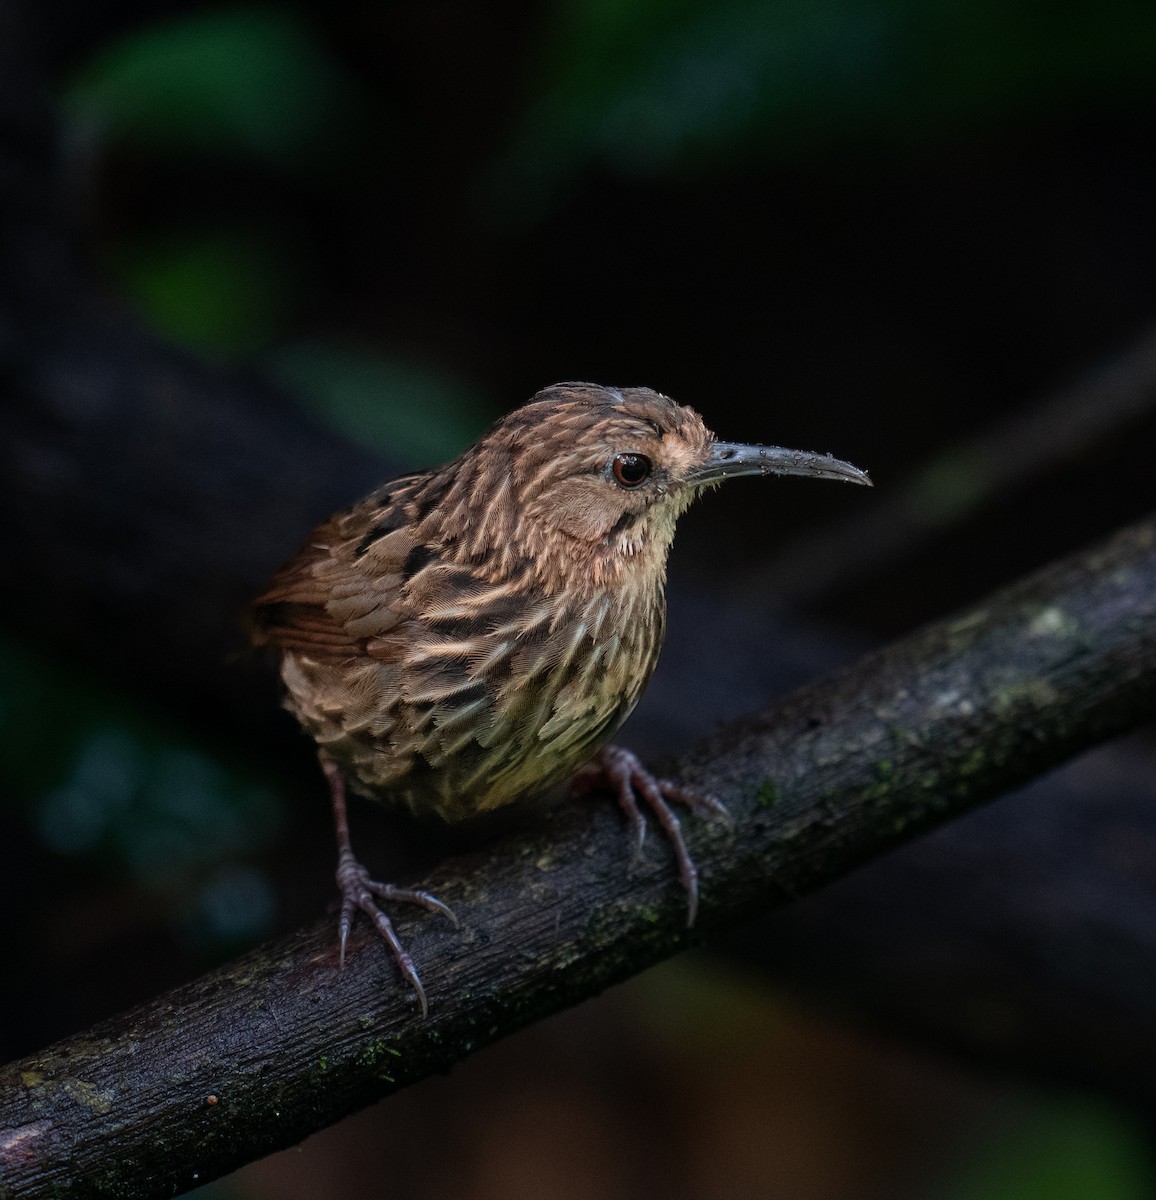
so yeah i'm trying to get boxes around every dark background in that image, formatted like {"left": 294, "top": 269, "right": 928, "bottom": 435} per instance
{"left": 4, "top": 1, "right": 1156, "bottom": 1196}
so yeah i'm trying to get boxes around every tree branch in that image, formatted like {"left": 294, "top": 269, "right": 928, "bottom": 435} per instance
{"left": 731, "top": 735, "right": 1156, "bottom": 1102}
{"left": 3, "top": 513, "right": 1156, "bottom": 1199}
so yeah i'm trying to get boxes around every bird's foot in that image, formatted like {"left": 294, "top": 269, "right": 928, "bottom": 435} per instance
{"left": 572, "top": 745, "right": 730, "bottom": 927}
{"left": 335, "top": 847, "right": 458, "bottom": 1018}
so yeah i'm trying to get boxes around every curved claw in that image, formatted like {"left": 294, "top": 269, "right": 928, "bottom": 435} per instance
{"left": 577, "top": 745, "right": 729, "bottom": 926}
{"left": 338, "top": 899, "right": 354, "bottom": 969}
{"left": 660, "top": 781, "right": 733, "bottom": 827}
{"left": 614, "top": 778, "right": 650, "bottom": 861}
{"left": 334, "top": 847, "right": 455, "bottom": 1017}
{"left": 365, "top": 879, "right": 460, "bottom": 929}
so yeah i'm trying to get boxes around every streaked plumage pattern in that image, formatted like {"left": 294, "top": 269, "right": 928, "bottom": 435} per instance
{"left": 251, "top": 382, "right": 871, "bottom": 1011}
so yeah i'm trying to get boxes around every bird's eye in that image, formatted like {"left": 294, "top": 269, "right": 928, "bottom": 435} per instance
{"left": 611, "top": 453, "right": 652, "bottom": 488}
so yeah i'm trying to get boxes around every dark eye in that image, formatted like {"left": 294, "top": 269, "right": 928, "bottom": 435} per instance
{"left": 612, "top": 453, "right": 652, "bottom": 487}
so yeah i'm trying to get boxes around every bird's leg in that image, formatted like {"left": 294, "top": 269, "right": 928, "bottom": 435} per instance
{"left": 571, "top": 745, "right": 730, "bottom": 928}
{"left": 323, "top": 758, "right": 458, "bottom": 1017}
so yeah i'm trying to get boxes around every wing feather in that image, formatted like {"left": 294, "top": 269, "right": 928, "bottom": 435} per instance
{"left": 250, "top": 480, "right": 424, "bottom": 661}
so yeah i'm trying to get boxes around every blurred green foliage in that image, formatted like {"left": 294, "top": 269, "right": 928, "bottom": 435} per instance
{"left": 498, "top": 0, "right": 1156, "bottom": 197}
{"left": 60, "top": 0, "right": 1156, "bottom": 456}
{"left": 62, "top": 6, "right": 493, "bottom": 463}
{"left": 0, "top": 634, "right": 279, "bottom": 949}
{"left": 947, "top": 1097, "right": 1152, "bottom": 1200}
{"left": 115, "top": 229, "right": 293, "bottom": 355}
{"left": 635, "top": 960, "right": 1154, "bottom": 1199}
{"left": 266, "top": 343, "right": 489, "bottom": 465}
{"left": 64, "top": 6, "right": 360, "bottom": 164}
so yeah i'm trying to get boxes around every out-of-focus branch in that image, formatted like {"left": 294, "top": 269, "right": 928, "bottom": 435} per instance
{"left": 737, "top": 328, "right": 1156, "bottom": 607}
{"left": 3, "top": 514, "right": 1156, "bottom": 1200}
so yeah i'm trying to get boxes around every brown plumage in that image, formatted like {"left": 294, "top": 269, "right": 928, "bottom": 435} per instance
{"left": 252, "top": 382, "right": 871, "bottom": 1012}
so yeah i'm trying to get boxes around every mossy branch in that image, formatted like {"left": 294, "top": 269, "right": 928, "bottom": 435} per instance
{"left": 3, "top": 516, "right": 1156, "bottom": 1199}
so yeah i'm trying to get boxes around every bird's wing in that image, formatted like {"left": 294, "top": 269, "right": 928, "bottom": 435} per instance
{"left": 249, "top": 477, "right": 428, "bottom": 662}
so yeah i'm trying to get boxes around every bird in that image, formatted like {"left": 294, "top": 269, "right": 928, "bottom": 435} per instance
{"left": 251, "top": 382, "right": 871, "bottom": 1013}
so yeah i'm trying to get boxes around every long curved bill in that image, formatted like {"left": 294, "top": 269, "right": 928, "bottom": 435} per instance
{"left": 692, "top": 441, "right": 872, "bottom": 487}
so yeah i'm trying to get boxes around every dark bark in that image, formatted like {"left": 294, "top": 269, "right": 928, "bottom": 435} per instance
{"left": 2, "top": 513, "right": 1156, "bottom": 1199}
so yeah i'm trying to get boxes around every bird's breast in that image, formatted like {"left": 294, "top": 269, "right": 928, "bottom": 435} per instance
{"left": 280, "top": 579, "right": 667, "bottom": 824}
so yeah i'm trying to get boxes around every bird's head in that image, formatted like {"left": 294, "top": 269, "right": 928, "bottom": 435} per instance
{"left": 436, "top": 382, "right": 870, "bottom": 589}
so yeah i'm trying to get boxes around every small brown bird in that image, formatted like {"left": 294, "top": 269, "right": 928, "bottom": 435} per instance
{"left": 252, "top": 382, "right": 870, "bottom": 1012}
